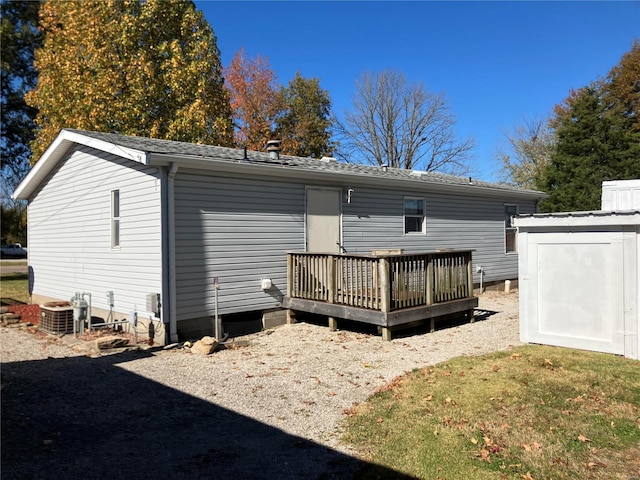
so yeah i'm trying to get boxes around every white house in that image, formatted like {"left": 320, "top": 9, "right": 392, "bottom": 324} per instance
{"left": 14, "top": 129, "right": 546, "bottom": 344}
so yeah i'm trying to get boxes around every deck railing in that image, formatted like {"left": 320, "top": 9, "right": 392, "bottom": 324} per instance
{"left": 287, "top": 250, "right": 474, "bottom": 313}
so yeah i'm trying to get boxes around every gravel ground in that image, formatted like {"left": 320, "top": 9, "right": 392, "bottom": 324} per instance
{"left": 1, "top": 291, "right": 521, "bottom": 479}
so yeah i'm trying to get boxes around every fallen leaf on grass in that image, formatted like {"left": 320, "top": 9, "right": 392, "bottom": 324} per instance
{"left": 492, "top": 364, "right": 500, "bottom": 372}
{"left": 587, "top": 461, "right": 607, "bottom": 469}
{"left": 478, "top": 449, "right": 491, "bottom": 463}
{"left": 522, "top": 442, "right": 542, "bottom": 452}
{"left": 578, "top": 435, "right": 591, "bottom": 443}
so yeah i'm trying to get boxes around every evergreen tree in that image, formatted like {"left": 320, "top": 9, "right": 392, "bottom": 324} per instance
{"left": 26, "top": 0, "right": 232, "bottom": 161}
{"left": 541, "top": 40, "right": 640, "bottom": 213}
{"left": 1, "top": 0, "right": 41, "bottom": 184}
{"left": 276, "top": 72, "right": 334, "bottom": 158}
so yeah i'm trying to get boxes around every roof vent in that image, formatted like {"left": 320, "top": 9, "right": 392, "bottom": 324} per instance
{"left": 320, "top": 156, "right": 337, "bottom": 163}
{"left": 381, "top": 163, "right": 389, "bottom": 172}
{"left": 266, "top": 140, "right": 281, "bottom": 160}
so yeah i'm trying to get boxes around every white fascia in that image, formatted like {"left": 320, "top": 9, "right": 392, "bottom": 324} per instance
{"left": 12, "top": 129, "right": 147, "bottom": 200}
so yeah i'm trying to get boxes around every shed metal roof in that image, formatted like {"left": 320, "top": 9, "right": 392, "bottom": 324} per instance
{"left": 515, "top": 210, "right": 640, "bottom": 227}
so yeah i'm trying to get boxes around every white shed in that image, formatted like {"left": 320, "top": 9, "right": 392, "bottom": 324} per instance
{"left": 515, "top": 211, "right": 640, "bottom": 359}
{"left": 601, "top": 179, "right": 640, "bottom": 211}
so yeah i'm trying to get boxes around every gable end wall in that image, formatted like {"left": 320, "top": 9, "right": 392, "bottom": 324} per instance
{"left": 27, "top": 146, "right": 163, "bottom": 319}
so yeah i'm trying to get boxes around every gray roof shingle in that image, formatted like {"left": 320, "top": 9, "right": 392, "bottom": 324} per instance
{"left": 65, "top": 129, "right": 544, "bottom": 195}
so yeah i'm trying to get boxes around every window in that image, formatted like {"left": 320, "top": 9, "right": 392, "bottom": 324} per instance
{"left": 505, "top": 204, "right": 518, "bottom": 253}
{"left": 404, "top": 197, "right": 426, "bottom": 234}
{"left": 111, "top": 190, "right": 120, "bottom": 248}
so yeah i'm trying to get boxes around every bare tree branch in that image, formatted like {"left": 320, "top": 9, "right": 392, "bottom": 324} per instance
{"left": 497, "top": 116, "right": 555, "bottom": 189}
{"left": 336, "top": 70, "right": 475, "bottom": 174}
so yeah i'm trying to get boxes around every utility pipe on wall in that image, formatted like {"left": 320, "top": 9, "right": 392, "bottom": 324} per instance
{"left": 476, "top": 265, "right": 484, "bottom": 293}
{"left": 167, "top": 163, "right": 179, "bottom": 343}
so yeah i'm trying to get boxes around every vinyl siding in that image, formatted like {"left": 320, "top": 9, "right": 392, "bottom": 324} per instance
{"left": 173, "top": 172, "right": 535, "bottom": 321}
{"left": 27, "top": 146, "right": 163, "bottom": 316}
{"left": 173, "top": 170, "right": 305, "bottom": 319}
{"left": 342, "top": 187, "right": 537, "bottom": 283}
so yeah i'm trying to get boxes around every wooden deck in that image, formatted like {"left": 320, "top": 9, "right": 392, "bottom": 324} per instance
{"left": 283, "top": 250, "right": 479, "bottom": 340}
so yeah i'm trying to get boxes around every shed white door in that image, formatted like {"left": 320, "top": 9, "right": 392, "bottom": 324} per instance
{"left": 306, "top": 188, "right": 341, "bottom": 253}
{"left": 520, "top": 231, "right": 626, "bottom": 356}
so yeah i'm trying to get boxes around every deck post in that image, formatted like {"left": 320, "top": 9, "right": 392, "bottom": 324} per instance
{"left": 379, "top": 258, "right": 391, "bottom": 313}
{"left": 287, "top": 253, "right": 294, "bottom": 298}
{"left": 327, "top": 256, "right": 337, "bottom": 331}
{"left": 381, "top": 327, "right": 392, "bottom": 341}
{"left": 328, "top": 316, "right": 337, "bottom": 331}
{"left": 467, "top": 253, "right": 476, "bottom": 322}
{"left": 286, "top": 309, "right": 297, "bottom": 324}
{"left": 466, "top": 252, "right": 474, "bottom": 298}
{"left": 379, "top": 258, "right": 392, "bottom": 341}
{"left": 327, "top": 255, "right": 336, "bottom": 304}
{"left": 426, "top": 255, "right": 434, "bottom": 305}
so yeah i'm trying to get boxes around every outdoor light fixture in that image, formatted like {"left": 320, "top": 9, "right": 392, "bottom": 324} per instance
{"left": 346, "top": 187, "right": 354, "bottom": 204}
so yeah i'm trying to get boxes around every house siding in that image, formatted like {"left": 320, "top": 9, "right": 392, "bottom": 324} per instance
{"left": 342, "top": 187, "right": 537, "bottom": 283}
{"left": 173, "top": 170, "right": 305, "bottom": 320}
{"left": 173, "top": 171, "right": 535, "bottom": 323}
{"left": 26, "top": 146, "right": 163, "bottom": 316}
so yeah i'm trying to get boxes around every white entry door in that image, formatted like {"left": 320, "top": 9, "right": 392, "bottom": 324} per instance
{"left": 306, "top": 188, "right": 341, "bottom": 253}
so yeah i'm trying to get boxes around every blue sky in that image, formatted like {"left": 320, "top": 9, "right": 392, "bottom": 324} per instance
{"left": 195, "top": 1, "right": 639, "bottom": 181}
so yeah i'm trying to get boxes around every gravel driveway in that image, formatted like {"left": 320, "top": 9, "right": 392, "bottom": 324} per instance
{"left": 1, "top": 291, "right": 521, "bottom": 479}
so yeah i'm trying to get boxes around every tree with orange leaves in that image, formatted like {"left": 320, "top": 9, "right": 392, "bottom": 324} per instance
{"left": 224, "top": 47, "right": 284, "bottom": 151}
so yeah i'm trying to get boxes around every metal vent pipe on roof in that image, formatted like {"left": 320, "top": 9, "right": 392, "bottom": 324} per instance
{"left": 266, "top": 140, "right": 281, "bottom": 160}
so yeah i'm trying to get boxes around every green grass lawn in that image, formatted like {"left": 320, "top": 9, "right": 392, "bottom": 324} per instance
{"left": 0, "top": 271, "right": 29, "bottom": 305}
{"left": 342, "top": 345, "right": 640, "bottom": 480}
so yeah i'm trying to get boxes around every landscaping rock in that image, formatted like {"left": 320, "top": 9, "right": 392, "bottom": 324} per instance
{"left": 2, "top": 313, "right": 21, "bottom": 326}
{"left": 95, "top": 336, "right": 130, "bottom": 350}
{"left": 190, "top": 336, "right": 218, "bottom": 355}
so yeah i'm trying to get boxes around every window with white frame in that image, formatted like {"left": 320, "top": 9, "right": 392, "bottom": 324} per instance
{"left": 404, "top": 197, "right": 426, "bottom": 234}
{"left": 505, "top": 204, "right": 518, "bottom": 253}
{"left": 111, "top": 190, "right": 120, "bottom": 248}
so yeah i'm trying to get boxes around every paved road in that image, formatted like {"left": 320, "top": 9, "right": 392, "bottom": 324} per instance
{"left": 0, "top": 260, "right": 28, "bottom": 275}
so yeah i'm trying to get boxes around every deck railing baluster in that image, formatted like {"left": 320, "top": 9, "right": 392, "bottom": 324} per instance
{"left": 286, "top": 250, "right": 474, "bottom": 313}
